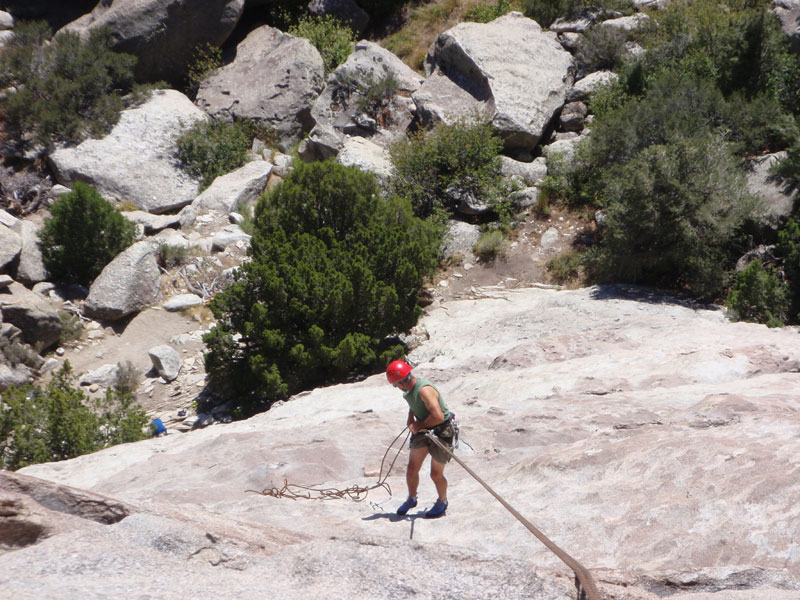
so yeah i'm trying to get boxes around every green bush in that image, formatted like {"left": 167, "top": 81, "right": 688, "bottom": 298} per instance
{"left": 771, "top": 139, "right": 800, "bottom": 186}
{"left": 390, "top": 119, "right": 509, "bottom": 219}
{"left": 39, "top": 182, "right": 136, "bottom": 286}
{"left": 726, "top": 259, "right": 788, "bottom": 327}
{"left": 289, "top": 14, "right": 355, "bottom": 74}
{"left": 157, "top": 243, "right": 193, "bottom": 269}
{"left": 585, "top": 135, "right": 761, "bottom": 298}
{"left": 0, "top": 21, "right": 137, "bottom": 147}
{"left": 547, "top": 249, "right": 583, "bottom": 283}
{"left": 575, "top": 24, "right": 631, "bottom": 76}
{"left": 0, "top": 362, "right": 148, "bottom": 470}
{"left": 463, "top": 0, "right": 514, "bottom": 23}
{"left": 474, "top": 230, "right": 508, "bottom": 262}
{"left": 175, "top": 119, "right": 254, "bottom": 189}
{"left": 203, "top": 160, "right": 442, "bottom": 414}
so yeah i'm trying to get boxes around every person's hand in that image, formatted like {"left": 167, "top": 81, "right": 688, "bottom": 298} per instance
{"left": 408, "top": 422, "right": 420, "bottom": 434}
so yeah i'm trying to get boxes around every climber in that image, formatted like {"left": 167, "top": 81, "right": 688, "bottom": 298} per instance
{"left": 386, "top": 359, "right": 456, "bottom": 518}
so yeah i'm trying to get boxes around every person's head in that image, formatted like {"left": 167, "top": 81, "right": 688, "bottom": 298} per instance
{"left": 386, "top": 359, "right": 413, "bottom": 391}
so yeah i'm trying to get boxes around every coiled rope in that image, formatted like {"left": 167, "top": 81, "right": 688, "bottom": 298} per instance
{"left": 245, "top": 428, "right": 411, "bottom": 501}
{"left": 424, "top": 431, "right": 602, "bottom": 600}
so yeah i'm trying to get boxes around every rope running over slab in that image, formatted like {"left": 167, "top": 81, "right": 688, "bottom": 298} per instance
{"left": 424, "top": 431, "right": 602, "bottom": 600}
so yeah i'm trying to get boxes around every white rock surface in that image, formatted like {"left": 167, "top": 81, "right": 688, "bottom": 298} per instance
{"left": 48, "top": 90, "right": 206, "bottom": 214}
{"left": 8, "top": 285, "right": 800, "bottom": 599}
{"left": 191, "top": 160, "right": 272, "bottom": 214}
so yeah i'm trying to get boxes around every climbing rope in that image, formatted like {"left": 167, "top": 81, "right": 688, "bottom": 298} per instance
{"left": 245, "top": 427, "right": 411, "bottom": 502}
{"left": 424, "top": 432, "right": 602, "bottom": 600}
{"left": 246, "top": 426, "right": 602, "bottom": 599}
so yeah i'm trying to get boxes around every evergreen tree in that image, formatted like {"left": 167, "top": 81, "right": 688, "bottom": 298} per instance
{"left": 38, "top": 182, "right": 136, "bottom": 286}
{"left": 204, "top": 160, "right": 442, "bottom": 414}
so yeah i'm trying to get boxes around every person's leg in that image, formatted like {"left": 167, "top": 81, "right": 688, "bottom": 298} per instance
{"left": 429, "top": 457, "right": 448, "bottom": 502}
{"left": 406, "top": 445, "right": 429, "bottom": 498}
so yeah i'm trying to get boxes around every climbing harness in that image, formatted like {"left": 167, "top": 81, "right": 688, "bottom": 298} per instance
{"left": 245, "top": 428, "right": 411, "bottom": 502}
{"left": 424, "top": 431, "right": 602, "bottom": 600}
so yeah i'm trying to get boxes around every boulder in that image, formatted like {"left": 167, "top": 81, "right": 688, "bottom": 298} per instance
{"left": 0, "top": 274, "right": 13, "bottom": 289}
{"left": 600, "top": 13, "right": 650, "bottom": 32}
{"left": 147, "top": 345, "right": 183, "bottom": 382}
{"left": 567, "top": 70, "right": 619, "bottom": 102}
{"left": 308, "top": 0, "right": 369, "bottom": 35}
{"left": 79, "top": 363, "right": 120, "bottom": 388}
{"left": 162, "top": 294, "right": 203, "bottom": 312}
{"left": 774, "top": 0, "right": 800, "bottom": 54}
{"left": 195, "top": 25, "right": 325, "bottom": 152}
{"left": 60, "top": 0, "right": 245, "bottom": 84}
{"left": 0, "top": 224, "right": 22, "bottom": 270}
{"left": 10, "top": 220, "right": 48, "bottom": 285}
{"left": 550, "top": 7, "right": 617, "bottom": 33}
{"left": 442, "top": 220, "right": 481, "bottom": 260}
{"left": 0, "top": 362, "right": 32, "bottom": 390}
{"left": 49, "top": 90, "right": 206, "bottom": 214}
{"left": 501, "top": 156, "right": 547, "bottom": 186}
{"left": 83, "top": 241, "right": 162, "bottom": 321}
{"left": 303, "top": 40, "right": 424, "bottom": 159}
{"left": 335, "top": 137, "right": 393, "bottom": 180}
{"left": 0, "top": 10, "right": 13, "bottom": 29}
{"left": 191, "top": 160, "right": 272, "bottom": 214}
{"left": 413, "top": 12, "right": 574, "bottom": 154}
{"left": 0, "top": 282, "right": 62, "bottom": 350}
{"left": 559, "top": 101, "right": 588, "bottom": 132}
{"left": 121, "top": 211, "right": 182, "bottom": 235}
{"left": 211, "top": 227, "right": 251, "bottom": 251}
{"left": 744, "top": 151, "right": 798, "bottom": 229}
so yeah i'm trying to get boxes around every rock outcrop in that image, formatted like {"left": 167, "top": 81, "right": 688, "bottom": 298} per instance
{"left": 49, "top": 90, "right": 206, "bottom": 214}
{"left": 12, "top": 285, "right": 800, "bottom": 600}
{"left": 413, "top": 12, "right": 574, "bottom": 154}
{"left": 60, "top": 0, "right": 245, "bottom": 84}
{"left": 0, "top": 281, "right": 61, "bottom": 350}
{"left": 195, "top": 25, "right": 325, "bottom": 152}
{"left": 303, "top": 40, "right": 424, "bottom": 160}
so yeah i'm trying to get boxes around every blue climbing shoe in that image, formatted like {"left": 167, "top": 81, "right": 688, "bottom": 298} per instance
{"left": 396, "top": 496, "right": 418, "bottom": 515}
{"left": 425, "top": 499, "right": 448, "bottom": 518}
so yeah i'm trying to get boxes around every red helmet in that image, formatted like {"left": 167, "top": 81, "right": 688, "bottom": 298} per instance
{"left": 386, "top": 360, "right": 412, "bottom": 384}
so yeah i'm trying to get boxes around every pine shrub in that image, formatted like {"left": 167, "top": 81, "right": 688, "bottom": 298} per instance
{"left": 726, "top": 259, "right": 788, "bottom": 327}
{"left": 38, "top": 182, "right": 136, "bottom": 286}
{"left": 390, "top": 120, "right": 508, "bottom": 219}
{"left": 175, "top": 119, "right": 254, "bottom": 189}
{"left": 204, "top": 160, "right": 442, "bottom": 414}
{"left": 0, "top": 21, "right": 136, "bottom": 147}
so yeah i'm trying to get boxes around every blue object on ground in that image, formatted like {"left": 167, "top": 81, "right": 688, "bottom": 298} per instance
{"left": 151, "top": 418, "right": 167, "bottom": 437}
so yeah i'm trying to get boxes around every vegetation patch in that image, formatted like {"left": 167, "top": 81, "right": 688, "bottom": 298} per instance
{"left": 0, "top": 21, "right": 137, "bottom": 148}
{"left": 0, "top": 362, "right": 148, "bottom": 470}
{"left": 203, "top": 160, "right": 442, "bottom": 415}
{"left": 38, "top": 182, "right": 136, "bottom": 286}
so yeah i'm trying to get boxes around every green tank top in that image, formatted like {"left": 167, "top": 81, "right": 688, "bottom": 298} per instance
{"left": 403, "top": 377, "right": 451, "bottom": 424}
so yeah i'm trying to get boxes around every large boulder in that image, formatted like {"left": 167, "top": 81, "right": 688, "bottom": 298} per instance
{"left": 745, "top": 151, "right": 798, "bottom": 229}
{"left": 413, "top": 12, "right": 574, "bottom": 154}
{"left": 48, "top": 90, "right": 206, "bottom": 214}
{"left": 83, "top": 241, "right": 162, "bottom": 321}
{"left": 195, "top": 25, "right": 325, "bottom": 152}
{"left": 0, "top": 224, "right": 22, "bottom": 270}
{"left": 147, "top": 345, "right": 182, "bottom": 382}
{"left": 10, "top": 220, "right": 48, "bottom": 285}
{"left": 302, "top": 40, "right": 423, "bottom": 160}
{"left": 191, "top": 160, "right": 272, "bottom": 214}
{"left": 60, "top": 0, "right": 245, "bottom": 84}
{"left": 0, "top": 282, "right": 61, "bottom": 350}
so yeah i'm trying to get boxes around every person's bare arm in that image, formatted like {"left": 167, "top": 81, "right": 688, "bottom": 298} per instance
{"left": 408, "top": 386, "right": 445, "bottom": 433}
